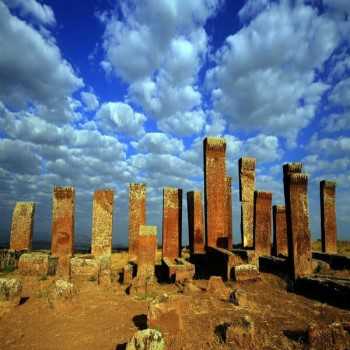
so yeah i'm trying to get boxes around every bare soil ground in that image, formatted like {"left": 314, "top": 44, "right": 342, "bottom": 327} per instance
{"left": 0, "top": 245, "right": 350, "bottom": 350}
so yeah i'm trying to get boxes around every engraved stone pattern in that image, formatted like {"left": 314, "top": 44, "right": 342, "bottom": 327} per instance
{"left": 137, "top": 225, "right": 157, "bottom": 279}
{"left": 254, "top": 192, "right": 272, "bottom": 257}
{"left": 224, "top": 176, "right": 233, "bottom": 249}
{"left": 128, "top": 183, "right": 146, "bottom": 261}
{"left": 204, "top": 137, "right": 226, "bottom": 248}
{"left": 288, "top": 174, "right": 312, "bottom": 279}
{"left": 91, "top": 189, "right": 114, "bottom": 257}
{"left": 162, "top": 187, "right": 182, "bottom": 259}
{"left": 187, "top": 191, "right": 205, "bottom": 255}
{"left": 272, "top": 205, "right": 288, "bottom": 257}
{"left": 320, "top": 180, "right": 337, "bottom": 254}
{"left": 10, "top": 202, "right": 35, "bottom": 251}
{"left": 51, "top": 186, "right": 75, "bottom": 257}
{"left": 241, "top": 202, "right": 254, "bottom": 248}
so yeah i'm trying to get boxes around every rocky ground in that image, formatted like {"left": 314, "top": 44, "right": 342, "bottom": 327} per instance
{"left": 0, "top": 248, "right": 350, "bottom": 350}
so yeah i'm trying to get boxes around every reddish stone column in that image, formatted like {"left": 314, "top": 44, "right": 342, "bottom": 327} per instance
{"left": 254, "top": 191, "right": 272, "bottom": 257}
{"left": 288, "top": 173, "right": 312, "bottom": 279}
{"left": 204, "top": 137, "right": 227, "bottom": 249}
{"left": 272, "top": 205, "right": 288, "bottom": 257}
{"left": 128, "top": 183, "right": 146, "bottom": 261}
{"left": 162, "top": 187, "right": 182, "bottom": 259}
{"left": 187, "top": 191, "right": 205, "bottom": 255}
{"left": 224, "top": 176, "right": 233, "bottom": 249}
{"left": 239, "top": 157, "right": 256, "bottom": 248}
{"left": 137, "top": 225, "right": 157, "bottom": 279}
{"left": 51, "top": 186, "right": 75, "bottom": 257}
{"left": 91, "top": 189, "right": 114, "bottom": 257}
{"left": 320, "top": 180, "right": 337, "bottom": 254}
{"left": 10, "top": 202, "right": 35, "bottom": 251}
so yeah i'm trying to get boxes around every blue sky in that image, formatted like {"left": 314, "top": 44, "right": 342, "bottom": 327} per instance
{"left": 0, "top": 0, "right": 349, "bottom": 247}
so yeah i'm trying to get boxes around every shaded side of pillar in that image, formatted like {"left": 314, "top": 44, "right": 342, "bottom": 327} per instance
{"left": 224, "top": 176, "right": 233, "bottom": 249}
{"left": 320, "top": 180, "right": 337, "bottom": 254}
{"left": 204, "top": 137, "right": 226, "bottom": 248}
{"left": 288, "top": 173, "right": 312, "bottom": 280}
{"left": 187, "top": 191, "right": 205, "bottom": 255}
{"left": 254, "top": 191, "right": 272, "bottom": 257}
{"left": 128, "top": 183, "right": 147, "bottom": 261}
{"left": 272, "top": 205, "right": 288, "bottom": 257}
{"left": 239, "top": 157, "right": 256, "bottom": 248}
{"left": 51, "top": 186, "right": 75, "bottom": 257}
{"left": 10, "top": 202, "right": 35, "bottom": 251}
{"left": 91, "top": 189, "right": 114, "bottom": 257}
{"left": 162, "top": 187, "right": 182, "bottom": 259}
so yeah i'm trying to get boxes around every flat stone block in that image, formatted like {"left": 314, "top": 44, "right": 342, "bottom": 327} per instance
{"left": 232, "top": 264, "right": 259, "bottom": 282}
{"left": 70, "top": 256, "right": 99, "bottom": 282}
{"left": 0, "top": 278, "right": 22, "bottom": 304}
{"left": 312, "top": 251, "right": 350, "bottom": 270}
{"left": 162, "top": 257, "right": 195, "bottom": 282}
{"left": 18, "top": 252, "right": 49, "bottom": 276}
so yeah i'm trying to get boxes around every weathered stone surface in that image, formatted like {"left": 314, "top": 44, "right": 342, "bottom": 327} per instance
{"left": 204, "top": 137, "right": 227, "bottom": 249}
{"left": 0, "top": 249, "right": 22, "bottom": 272}
{"left": 272, "top": 205, "right": 288, "bottom": 257}
{"left": 10, "top": 202, "right": 35, "bottom": 251}
{"left": 56, "top": 255, "right": 71, "bottom": 278}
{"left": 254, "top": 191, "right": 272, "bottom": 257}
{"left": 320, "top": 180, "right": 337, "bottom": 254}
{"left": 228, "top": 289, "right": 248, "bottom": 306}
{"left": 225, "top": 316, "right": 255, "bottom": 349}
{"left": 18, "top": 252, "right": 49, "bottom": 275}
{"left": 186, "top": 191, "right": 205, "bottom": 255}
{"left": 126, "top": 329, "right": 165, "bottom": 350}
{"left": 239, "top": 157, "right": 256, "bottom": 248}
{"left": 224, "top": 176, "right": 233, "bottom": 249}
{"left": 162, "top": 257, "right": 195, "bottom": 282}
{"left": 312, "top": 251, "right": 350, "bottom": 270}
{"left": 51, "top": 186, "right": 75, "bottom": 257}
{"left": 91, "top": 189, "right": 114, "bottom": 257}
{"left": 232, "top": 264, "right": 259, "bottom": 281}
{"left": 148, "top": 301, "right": 183, "bottom": 337}
{"left": 98, "top": 255, "right": 112, "bottom": 286}
{"left": 312, "top": 259, "right": 331, "bottom": 274}
{"left": 0, "top": 278, "right": 22, "bottom": 304}
{"left": 54, "top": 279, "right": 77, "bottom": 299}
{"left": 123, "top": 263, "right": 134, "bottom": 285}
{"left": 128, "top": 183, "right": 146, "bottom": 261}
{"left": 70, "top": 256, "right": 99, "bottom": 282}
{"left": 162, "top": 187, "right": 182, "bottom": 259}
{"left": 137, "top": 225, "right": 157, "bottom": 280}
{"left": 241, "top": 202, "right": 254, "bottom": 249}
{"left": 307, "top": 322, "right": 350, "bottom": 350}
{"left": 207, "top": 276, "right": 230, "bottom": 299}
{"left": 287, "top": 173, "right": 313, "bottom": 279}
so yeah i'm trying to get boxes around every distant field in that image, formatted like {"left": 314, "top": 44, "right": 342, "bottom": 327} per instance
{"left": 312, "top": 240, "right": 350, "bottom": 256}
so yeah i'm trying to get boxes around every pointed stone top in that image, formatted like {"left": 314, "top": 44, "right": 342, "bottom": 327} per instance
{"left": 255, "top": 191, "right": 272, "bottom": 200}
{"left": 320, "top": 180, "right": 336, "bottom": 189}
{"left": 204, "top": 137, "right": 226, "bottom": 151}
{"left": 283, "top": 162, "right": 303, "bottom": 176}
{"left": 239, "top": 157, "right": 256, "bottom": 171}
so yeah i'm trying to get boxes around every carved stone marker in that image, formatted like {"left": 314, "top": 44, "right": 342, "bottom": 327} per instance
{"left": 51, "top": 186, "right": 75, "bottom": 264}
{"left": 286, "top": 173, "right": 312, "bottom": 279}
{"left": 91, "top": 189, "right": 114, "bottom": 257}
{"left": 204, "top": 137, "right": 227, "bottom": 248}
{"left": 225, "top": 176, "right": 233, "bottom": 249}
{"left": 320, "top": 180, "right": 337, "bottom": 254}
{"left": 137, "top": 225, "right": 157, "bottom": 279}
{"left": 239, "top": 157, "right": 256, "bottom": 248}
{"left": 162, "top": 187, "right": 182, "bottom": 259}
{"left": 128, "top": 183, "right": 146, "bottom": 261}
{"left": 272, "top": 205, "right": 288, "bottom": 257}
{"left": 254, "top": 191, "right": 272, "bottom": 257}
{"left": 187, "top": 191, "right": 205, "bottom": 255}
{"left": 9, "top": 202, "right": 35, "bottom": 251}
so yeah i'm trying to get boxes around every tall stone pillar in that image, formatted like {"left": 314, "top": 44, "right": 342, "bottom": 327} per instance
{"left": 272, "top": 205, "right": 288, "bottom": 257}
{"left": 187, "top": 191, "right": 205, "bottom": 255}
{"left": 239, "top": 157, "right": 256, "bottom": 248}
{"left": 204, "top": 137, "right": 227, "bottom": 249}
{"left": 9, "top": 202, "right": 35, "bottom": 251}
{"left": 128, "top": 183, "right": 146, "bottom": 261}
{"left": 254, "top": 191, "right": 272, "bottom": 257}
{"left": 287, "top": 173, "right": 312, "bottom": 280}
{"left": 91, "top": 189, "right": 114, "bottom": 257}
{"left": 320, "top": 180, "right": 337, "bottom": 254}
{"left": 51, "top": 186, "right": 75, "bottom": 257}
{"left": 162, "top": 187, "right": 182, "bottom": 259}
{"left": 224, "top": 176, "right": 233, "bottom": 249}
{"left": 137, "top": 225, "right": 157, "bottom": 279}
